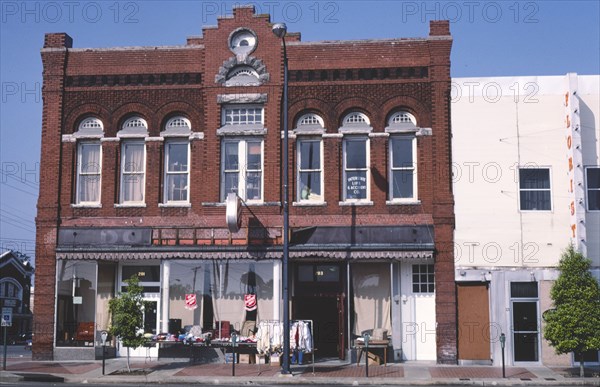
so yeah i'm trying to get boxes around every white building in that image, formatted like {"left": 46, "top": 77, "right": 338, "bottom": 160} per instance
{"left": 452, "top": 73, "right": 600, "bottom": 366}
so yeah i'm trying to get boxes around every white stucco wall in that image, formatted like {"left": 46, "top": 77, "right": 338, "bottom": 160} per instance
{"left": 452, "top": 74, "right": 600, "bottom": 269}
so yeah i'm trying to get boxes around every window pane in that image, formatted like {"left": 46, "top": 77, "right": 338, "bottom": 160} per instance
{"left": 224, "top": 172, "right": 239, "bottom": 196}
{"left": 520, "top": 169, "right": 550, "bottom": 189}
{"left": 589, "top": 190, "right": 600, "bottom": 211}
{"left": 167, "top": 143, "right": 188, "bottom": 172}
{"left": 300, "top": 171, "right": 321, "bottom": 197}
{"left": 224, "top": 142, "right": 239, "bottom": 170}
{"left": 245, "top": 172, "right": 261, "bottom": 200}
{"left": 123, "top": 143, "right": 144, "bottom": 172}
{"left": 520, "top": 191, "right": 551, "bottom": 211}
{"left": 247, "top": 142, "right": 261, "bottom": 170}
{"left": 166, "top": 174, "right": 188, "bottom": 201}
{"left": 392, "top": 170, "right": 413, "bottom": 198}
{"left": 392, "top": 138, "right": 413, "bottom": 167}
{"left": 78, "top": 176, "right": 100, "bottom": 202}
{"left": 122, "top": 173, "right": 144, "bottom": 202}
{"left": 346, "top": 140, "right": 366, "bottom": 169}
{"left": 80, "top": 143, "right": 101, "bottom": 174}
{"left": 345, "top": 171, "right": 367, "bottom": 199}
{"left": 300, "top": 141, "right": 321, "bottom": 170}
{"left": 587, "top": 168, "right": 600, "bottom": 189}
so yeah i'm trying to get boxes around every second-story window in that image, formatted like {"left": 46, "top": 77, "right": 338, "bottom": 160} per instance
{"left": 120, "top": 141, "right": 145, "bottom": 203}
{"left": 76, "top": 141, "right": 102, "bottom": 204}
{"left": 119, "top": 117, "right": 148, "bottom": 205}
{"left": 343, "top": 137, "right": 369, "bottom": 201}
{"left": 164, "top": 140, "right": 190, "bottom": 203}
{"left": 297, "top": 138, "right": 323, "bottom": 202}
{"left": 221, "top": 138, "right": 263, "bottom": 202}
{"left": 389, "top": 136, "right": 417, "bottom": 200}
{"left": 519, "top": 168, "right": 551, "bottom": 211}
{"left": 223, "top": 105, "right": 263, "bottom": 125}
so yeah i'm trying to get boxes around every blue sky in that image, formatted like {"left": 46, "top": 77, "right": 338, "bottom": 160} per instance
{"left": 1, "top": 0, "right": 599, "bottom": 265}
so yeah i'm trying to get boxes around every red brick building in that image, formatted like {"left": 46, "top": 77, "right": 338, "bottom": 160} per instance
{"left": 35, "top": 6, "right": 455, "bottom": 363}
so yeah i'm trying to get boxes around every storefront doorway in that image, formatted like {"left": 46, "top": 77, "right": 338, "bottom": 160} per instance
{"left": 293, "top": 263, "right": 346, "bottom": 359}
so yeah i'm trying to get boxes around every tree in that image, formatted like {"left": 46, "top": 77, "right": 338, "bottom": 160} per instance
{"left": 543, "top": 245, "right": 600, "bottom": 377}
{"left": 108, "top": 275, "right": 148, "bottom": 372}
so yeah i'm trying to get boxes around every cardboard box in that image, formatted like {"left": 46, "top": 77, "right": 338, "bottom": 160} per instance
{"left": 367, "top": 351, "right": 381, "bottom": 366}
{"left": 269, "top": 354, "right": 281, "bottom": 366}
{"left": 238, "top": 354, "right": 256, "bottom": 364}
{"left": 257, "top": 355, "right": 267, "bottom": 364}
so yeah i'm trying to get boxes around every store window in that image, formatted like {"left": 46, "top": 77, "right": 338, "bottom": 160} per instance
{"left": 586, "top": 167, "right": 600, "bottom": 211}
{"left": 221, "top": 138, "right": 263, "bottom": 201}
{"left": 56, "top": 261, "right": 97, "bottom": 347}
{"left": 519, "top": 168, "right": 551, "bottom": 211}
{"left": 167, "top": 260, "right": 274, "bottom": 336}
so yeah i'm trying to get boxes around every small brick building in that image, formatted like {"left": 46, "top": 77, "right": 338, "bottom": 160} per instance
{"left": 35, "top": 6, "right": 455, "bottom": 363}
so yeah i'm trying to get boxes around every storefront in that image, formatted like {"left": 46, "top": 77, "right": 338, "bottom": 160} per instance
{"left": 54, "top": 225, "right": 436, "bottom": 362}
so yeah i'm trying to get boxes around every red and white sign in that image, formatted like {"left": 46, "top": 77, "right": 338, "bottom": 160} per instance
{"left": 244, "top": 294, "right": 257, "bottom": 311}
{"left": 185, "top": 294, "right": 198, "bottom": 310}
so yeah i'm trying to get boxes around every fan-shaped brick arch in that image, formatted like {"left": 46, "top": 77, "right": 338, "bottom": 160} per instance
{"left": 381, "top": 96, "right": 431, "bottom": 128}
{"left": 111, "top": 103, "right": 155, "bottom": 137}
{"left": 333, "top": 97, "right": 379, "bottom": 130}
{"left": 288, "top": 98, "right": 333, "bottom": 132}
{"left": 64, "top": 103, "right": 110, "bottom": 135}
{"left": 156, "top": 101, "right": 203, "bottom": 133}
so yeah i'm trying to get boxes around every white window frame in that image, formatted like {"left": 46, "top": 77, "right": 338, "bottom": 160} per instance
{"left": 389, "top": 135, "right": 417, "bottom": 202}
{"left": 296, "top": 137, "right": 324, "bottom": 203}
{"left": 221, "top": 137, "right": 264, "bottom": 202}
{"left": 222, "top": 105, "right": 264, "bottom": 126}
{"left": 518, "top": 167, "right": 552, "bottom": 212}
{"left": 411, "top": 264, "right": 435, "bottom": 294}
{"left": 586, "top": 166, "right": 600, "bottom": 212}
{"left": 342, "top": 136, "right": 370, "bottom": 203}
{"left": 76, "top": 141, "right": 102, "bottom": 205}
{"left": 119, "top": 140, "right": 146, "bottom": 205}
{"left": 163, "top": 140, "right": 190, "bottom": 204}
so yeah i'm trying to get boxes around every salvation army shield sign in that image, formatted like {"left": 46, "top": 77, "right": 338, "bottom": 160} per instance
{"left": 185, "top": 294, "right": 198, "bottom": 310}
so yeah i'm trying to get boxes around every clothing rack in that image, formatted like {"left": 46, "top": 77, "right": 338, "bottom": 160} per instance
{"left": 255, "top": 319, "right": 315, "bottom": 374}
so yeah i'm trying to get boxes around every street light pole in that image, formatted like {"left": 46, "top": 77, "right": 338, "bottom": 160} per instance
{"left": 272, "top": 22, "right": 291, "bottom": 375}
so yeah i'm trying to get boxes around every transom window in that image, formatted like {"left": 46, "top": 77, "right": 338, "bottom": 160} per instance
{"left": 221, "top": 138, "right": 263, "bottom": 202}
{"left": 120, "top": 141, "right": 146, "bottom": 204}
{"left": 222, "top": 105, "right": 263, "bottom": 126}
{"left": 343, "top": 137, "right": 369, "bottom": 201}
{"left": 519, "top": 168, "right": 551, "bottom": 211}
{"left": 412, "top": 264, "right": 435, "bottom": 293}
{"left": 298, "top": 113, "right": 324, "bottom": 127}
{"left": 79, "top": 117, "right": 103, "bottom": 130}
{"left": 166, "top": 117, "right": 191, "bottom": 130}
{"left": 164, "top": 140, "right": 190, "bottom": 203}
{"left": 389, "top": 136, "right": 417, "bottom": 200}
{"left": 297, "top": 138, "right": 323, "bottom": 202}
{"left": 586, "top": 167, "right": 600, "bottom": 211}
{"left": 122, "top": 117, "right": 148, "bottom": 129}
{"left": 343, "top": 112, "right": 370, "bottom": 126}
{"left": 76, "top": 141, "right": 102, "bottom": 204}
{"left": 389, "top": 111, "right": 417, "bottom": 125}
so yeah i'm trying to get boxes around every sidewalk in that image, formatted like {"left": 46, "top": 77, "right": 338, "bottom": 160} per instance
{"left": 1, "top": 356, "right": 599, "bottom": 385}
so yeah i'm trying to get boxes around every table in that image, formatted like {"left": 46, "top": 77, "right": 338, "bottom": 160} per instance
{"left": 354, "top": 340, "right": 389, "bottom": 366}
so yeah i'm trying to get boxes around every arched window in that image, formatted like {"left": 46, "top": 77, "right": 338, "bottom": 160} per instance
{"left": 297, "top": 113, "right": 324, "bottom": 128}
{"left": 122, "top": 117, "right": 148, "bottom": 130}
{"left": 165, "top": 117, "right": 191, "bottom": 131}
{"left": 79, "top": 117, "right": 103, "bottom": 131}
{"left": 389, "top": 111, "right": 417, "bottom": 126}
{"left": 343, "top": 112, "right": 370, "bottom": 126}
{"left": 74, "top": 117, "right": 103, "bottom": 206}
